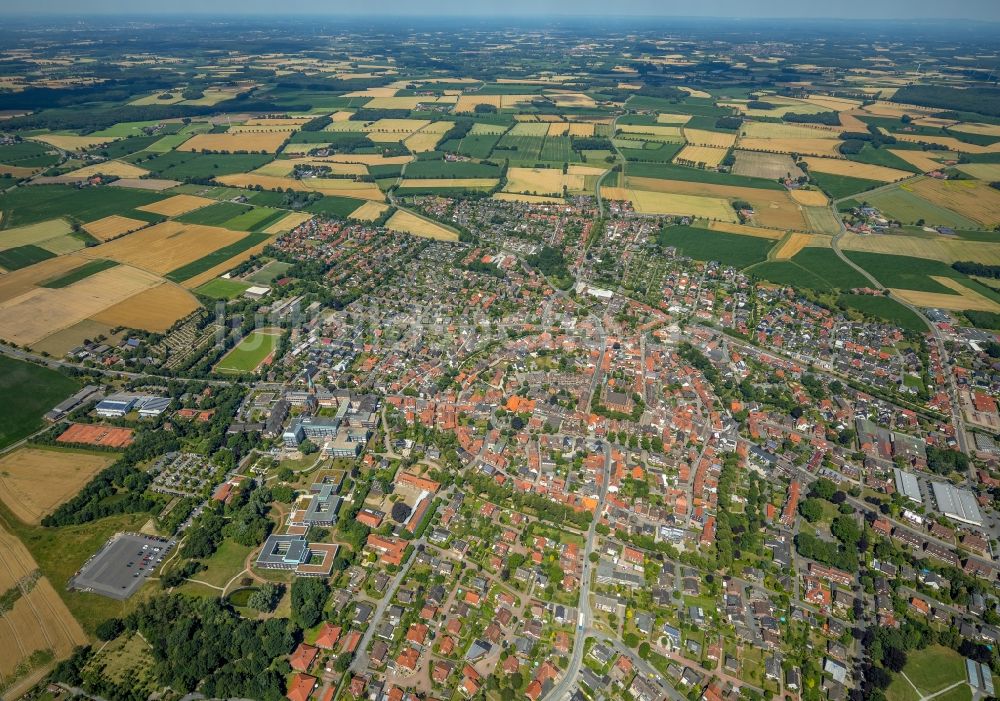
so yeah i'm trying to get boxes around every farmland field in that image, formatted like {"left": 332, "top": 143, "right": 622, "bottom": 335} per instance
{"left": 732, "top": 151, "right": 803, "bottom": 180}
{"left": 809, "top": 171, "right": 882, "bottom": 200}
{"left": 0, "top": 357, "right": 79, "bottom": 450}
{"left": 40, "top": 259, "right": 119, "bottom": 288}
{"left": 177, "top": 131, "right": 289, "bottom": 153}
{"left": 0, "top": 447, "right": 116, "bottom": 524}
{"left": 837, "top": 294, "right": 928, "bottom": 332}
{"left": 0, "top": 220, "right": 72, "bottom": 252}
{"left": 82, "top": 215, "right": 149, "bottom": 241}
{"left": 164, "top": 232, "right": 271, "bottom": 283}
{"left": 0, "top": 186, "right": 163, "bottom": 228}
{"left": 91, "top": 283, "right": 201, "bottom": 332}
{"left": 385, "top": 210, "right": 460, "bottom": 241}
{"left": 659, "top": 225, "right": 775, "bottom": 267}
{"left": 215, "top": 330, "right": 281, "bottom": 373}
{"left": 862, "top": 183, "right": 981, "bottom": 229}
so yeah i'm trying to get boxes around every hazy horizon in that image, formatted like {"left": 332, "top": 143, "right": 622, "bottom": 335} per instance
{"left": 2, "top": 0, "right": 999, "bottom": 21}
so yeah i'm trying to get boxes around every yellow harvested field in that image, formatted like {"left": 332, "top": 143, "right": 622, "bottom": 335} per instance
{"left": 32, "top": 319, "right": 118, "bottom": 358}
{"left": 510, "top": 122, "right": 551, "bottom": 137}
{"left": 737, "top": 138, "right": 843, "bottom": 157}
{"left": 566, "top": 122, "right": 595, "bottom": 137}
{"left": 385, "top": 210, "right": 459, "bottom": 241}
{"left": 741, "top": 122, "right": 839, "bottom": 140}
{"left": 840, "top": 232, "right": 1000, "bottom": 266}
{"left": 493, "top": 192, "right": 564, "bottom": 204}
{"left": 804, "top": 94, "right": 862, "bottom": 110}
{"left": 706, "top": 221, "right": 784, "bottom": 239}
{"left": 546, "top": 92, "right": 597, "bottom": 108}
{"left": 0, "top": 447, "right": 115, "bottom": 524}
{"left": 887, "top": 149, "right": 954, "bottom": 173}
{"left": 908, "top": 177, "right": 1000, "bottom": 228}
{"left": 364, "top": 96, "right": 440, "bottom": 110}
{"left": 90, "top": 221, "right": 248, "bottom": 274}
{"left": 470, "top": 123, "right": 508, "bottom": 135}
{"left": 684, "top": 129, "right": 737, "bottom": 148}
{"left": 892, "top": 132, "right": 1000, "bottom": 155}
{"left": 214, "top": 173, "right": 384, "bottom": 201}
{"left": 90, "top": 282, "right": 201, "bottom": 331}
{"left": 401, "top": 178, "right": 499, "bottom": 189}
{"left": 773, "top": 232, "right": 814, "bottom": 260}
{"left": 178, "top": 131, "right": 289, "bottom": 153}
{"left": 950, "top": 122, "right": 1000, "bottom": 137}
{"left": 801, "top": 156, "right": 910, "bottom": 182}
{"left": 345, "top": 86, "right": 397, "bottom": 98}
{"left": 318, "top": 153, "right": 413, "bottom": 166}
{"left": 678, "top": 86, "right": 711, "bottom": 99}
{"left": 348, "top": 201, "right": 390, "bottom": 221}
{"left": 547, "top": 123, "right": 570, "bottom": 137}
{"left": 838, "top": 111, "right": 869, "bottom": 131}
{"left": 913, "top": 117, "right": 959, "bottom": 128}
{"left": 504, "top": 167, "right": 585, "bottom": 196}
{"left": 0, "top": 255, "right": 92, "bottom": 304}
{"left": 280, "top": 142, "right": 331, "bottom": 155}
{"left": 789, "top": 189, "right": 830, "bottom": 206}
{"left": 83, "top": 215, "right": 148, "bottom": 241}
{"left": 228, "top": 124, "right": 302, "bottom": 133}
{"left": 64, "top": 160, "right": 149, "bottom": 179}
{"left": 625, "top": 176, "right": 809, "bottom": 230}
{"left": 0, "top": 219, "right": 72, "bottom": 252}
{"left": 892, "top": 278, "right": 1000, "bottom": 312}
{"left": 454, "top": 95, "right": 501, "bottom": 112}
{"left": 674, "top": 145, "right": 729, "bottom": 167}
{"left": 31, "top": 133, "right": 118, "bottom": 151}
{"left": 657, "top": 113, "right": 692, "bottom": 124}
{"left": 567, "top": 164, "right": 607, "bottom": 177}
{"left": 0, "top": 523, "right": 87, "bottom": 684}
{"left": 860, "top": 101, "right": 936, "bottom": 118}
{"left": 955, "top": 163, "right": 1000, "bottom": 180}
{"left": 404, "top": 130, "right": 444, "bottom": 153}
{"left": 367, "top": 118, "right": 430, "bottom": 134}
{"left": 0, "top": 164, "right": 40, "bottom": 177}
{"left": 138, "top": 194, "right": 216, "bottom": 217}
{"left": 263, "top": 212, "right": 313, "bottom": 234}
{"left": 38, "top": 235, "right": 84, "bottom": 256}
{"left": 602, "top": 186, "right": 737, "bottom": 220}
{"left": 618, "top": 124, "right": 683, "bottom": 138}
{"left": 330, "top": 110, "right": 354, "bottom": 122}
{"left": 0, "top": 264, "right": 161, "bottom": 345}
{"left": 253, "top": 159, "right": 367, "bottom": 177}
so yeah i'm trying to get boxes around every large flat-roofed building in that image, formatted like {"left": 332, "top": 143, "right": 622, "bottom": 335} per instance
{"left": 893, "top": 468, "right": 922, "bottom": 504}
{"left": 290, "top": 484, "right": 342, "bottom": 528}
{"left": 931, "top": 482, "right": 984, "bottom": 527}
{"left": 95, "top": 393, "right": 138, "bottom": 418}
{"left": 256, "top": 534, "right": 337, "bottom": 577}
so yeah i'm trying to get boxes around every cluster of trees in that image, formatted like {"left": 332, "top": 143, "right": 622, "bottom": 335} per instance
{"left": 571, "top": 137, "right": 613, "bottom": 151}
{"left": 926, "top": 446, "right": 970, "bottom": 476}
{"left": 526, "top": 245, "right": 572, "bottom": 290}
{"left": 953, "top": 260, "right": 1000, "bottom": 279}
{"left": 677, "top": 342, "right": 721, "bottom": 386}
{"left": 463, "top": 472, "right": 592, "bottom": 530}
{"left": 300, "top": 114, "right": 332, "bottom": 132}
{"left": 784, "top": 111, "right": 842, "bottom": 126}
{"left": 290, "top": 577, "right": 329, "bottom": 628}
{"left": 965, "top": 309, "right": 1000, "bottom": 331}
{"left": 41, "top": 453, "right": 160, "bottom": 527}
{"left": 715, "top": 116, "right": 743, "bottom": 130}
{"left": 894, "top": 85, "right": 1000, "bottom": 119}
{"left": 839, "top": 124, "right": 897, "bottom": 155}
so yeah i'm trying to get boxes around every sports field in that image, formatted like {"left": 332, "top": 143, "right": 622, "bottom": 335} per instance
{"left": 215, "top": 330, "right": 281, "bottom": 373}
{"left": 885, "top": 646, "right": 968, "bottom": 701}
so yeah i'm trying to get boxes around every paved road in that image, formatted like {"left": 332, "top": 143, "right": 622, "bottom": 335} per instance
{"left": 541, "top": 444, "right": 610, "bottom": 701}
{"left": 827, "top": 202, "right": 969, "bottom": 456}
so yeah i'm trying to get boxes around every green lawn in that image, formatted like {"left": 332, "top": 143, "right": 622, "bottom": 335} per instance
{"left": 903, "top": 645, "right": 968, "bottom": 696}
{"left": 215, "top": 331, "right": 281, "bottom": 373}
{"left": 0, "top": 356, "right": 80, "bottom": 449}
{"left": 0, "top": 185, "right": 163, "bottom": 228}
{"left": 810, "top": 171, "right": 883, "bottom": 200}
{"left": 195, "top": 277, "right": 251, "bottom": 299}
{"left": 864, "top": 185, "right": 979, "bottom": 229}
{"left": 194, "top": 539, "right": 254, "bottom": 589}
{"left": 245, "top": 260, "right": 292, "bottom": 285}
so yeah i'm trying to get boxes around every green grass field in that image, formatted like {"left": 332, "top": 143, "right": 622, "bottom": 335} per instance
{"left": 245, "top": 260, "right": 292, "bottom": 285}
{"left": 0, "top": 244, "right": 56, "bottom": 270}
{"left": 0, "top": 141, "right": 61, "bottom": 168}
{"left": 440, "top": 134, "right": 502, "bottom": 159}
{"left": 0, "top": 185, "right": 163, "bottom": 228}
{"left": 0, "top": 356, "right": 80, "bottom": 449}
{"left": 215, "top": 330, "right": 280, "bottom": 373}
{"left": 192, "top": 539, "right": 254, "bottom": 588}
{"left": 177, "top": 201, "right": 254, "bottom": 226}
{"left": 305, "top": 195, "right": 368, "bottom": 218}
{"left": 132, "top": 152, "right": 273, "bottom": 180}
{"left": 863, "top": 186, "right": 979, "bottom": 229}
{"left": 848, "top": 144, "right": 922, "bottom": 174}
{"left": 886, "top": 645, "right": 969, "bottom": 701}
{"left": 41, "top": 259, "right": 119, "bottom": 288}
{"left": 220, "top": 206, "right": 287, "bottom": 232}
{"left": 164, "top": 232, "right": 270, "bottom": 283}
{"left": 837, "top": 294, "right": 928, "bottom": 332}
{"left": 660, "top": 225, "right": 775, "bottom": 268}
{"left": 844, "top": 251, "right": 971, "bottom": 294}
{"left": 809, "top": 170, "right": 883, "bottom": 200}
{"left": 404, "top": 160, "right": 502, "bottom": 179}
{"left": 195, "top": 277, "right": 251, "bottom": 299}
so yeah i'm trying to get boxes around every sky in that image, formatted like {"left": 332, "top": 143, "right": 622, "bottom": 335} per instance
{"left": 4, "top": 0, "right": 1000, "bottom": 20}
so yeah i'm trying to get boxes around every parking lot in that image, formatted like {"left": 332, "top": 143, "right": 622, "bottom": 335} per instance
{"left": 71, "top": 533, "right": 174, "bottom": 600}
